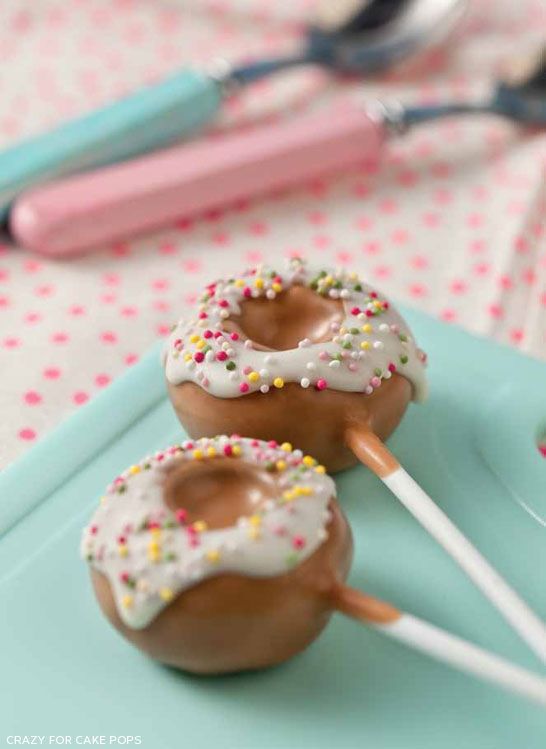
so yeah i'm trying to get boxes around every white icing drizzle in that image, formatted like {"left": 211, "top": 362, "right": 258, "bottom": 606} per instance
{"left": 81, "top": 436, "right": 335, "bottom": 629}
{"left": 163, "top": 258, "right": 428, "bottom": 401}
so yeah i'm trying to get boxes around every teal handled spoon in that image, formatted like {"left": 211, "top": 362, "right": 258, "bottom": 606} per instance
{"left": 0, "top": 0, "right": 465, "bottom": 221}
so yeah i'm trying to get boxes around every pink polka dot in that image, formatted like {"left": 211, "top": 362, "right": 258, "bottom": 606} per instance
{"left": 473, "top": 262, "right": 490, "bottom": 276}
{"left": 362, "top": 241, "right": 381, "bottom": 256}
{"left": 469, "top": 239, "right": 487, "bottom": 254}
{"left": 156, "top": 323, "right": 171, "bottom": 337}
{"left": 69, "top": 304, "right": 86, "bottom": 316}
{"left": 522, "top": 268, "right": 536, "bottom": 285}
{"left": 3, "top": 337, "right": 20, "bottom": 349}
{"left": 391, "top": 229, "right": 409, "bottom": 244}
{"left": 125, "top": 353, "right": 139, "bottom": 366}
{"left": 95, "top": 374, "right": 111, "bottom": 387}
{"left": 433, "top": 188, "right": 453, "bottom": 204}
{"left": 120, "top": 305, "right": 138, "bottom": 317}
{"left": 73, "top": 391, "right": 89, "bottom": 405}
{"left": 102, "top": 272, "right": 120, "bottom": 286}
{"left": 158, "top": 241, "right": 176, "bottom": 255}
{"left": 336, "top": 251, "right": 354, "bottom": 265}
{"left": 422, "top": 212, "right": 440, "bottom": 227}
{"left": 100, "top": 292, "right": 117, "bottom": 304}
{"left": 152, "top": 299, "right": 171, "bottom": 312}
{"left": 100, "top": 331, "right": 118, "bottom": 344}
{"left": 466, "top": 213, "right": 484, "bottom": 229}
{"left": 408, "top": 283, "right": 428, "bottom": 298}
{"left": 24, "top": 312, "right": 42, "bottom": 324}
{"left": 175, "top": 217, "right": 194, "bottom": 232}
{"left": 182, "top": 258, "right": 202, "bottom": 273}
{"left": 540, "top": 292, "right": 546, "bottom": 308}
{"left": 307, "top": 211, "right": 327, "bottom": 225}
{"left": 34, "top": 284, "right": 55, "bottom": 297}
{"left": 51, "top": 331, "right": 69, "bottom": 344}
{"left": 373, "top": 264, "right": 392, "bottom": 280}
{"left": 313, "top": 234, "right": 331, "bottom": 249}
{"left": 110, "top": 241, "right": 131, "bottom": 257}
{"left": 514, "top": 236, "right": 529, "bottom": 254}
{"left": 151, "top": 278, "right": 169, "bottom": 291}
{"left": 378, "top": 198, "right": 398, "bottom": 214}
{"left": 488, "top": 304, "right": 504, "bottom": 319}
{"left": 249, "top": 221, "right": 269, "bottom": 236}
{"left": 43, "top": 367, "right": 61, "bottom": 379}
{"left": 0, "top": 268, "right": 9, "bottom": 282}
{"left": 510, "top": 329, "right": 524, "bottom": 344}
{"left": 499, "top": 275, "right": 514, "bottom": 291}
{"left": 0, "top": 294, "right": 10, "bottom": 307}
{"left": 449, "top": 279, "right": 468, "bottom": 295}
{"left": 356, "top": 217, "right": 373, "bottom": 231}
{"left": 440, "top": 309, "right": 457, "bottom": 323}
{"left": 23, "top": 390, "right": 42, "bottom": 405}
{"left": 212, "top": 231, "right": 229, "bottom": 245}
{"left": 409, "top": 255, "right": 428, "bottom": 270}
{"left": 19, "top": 428, "right": 37, "bottom": 441}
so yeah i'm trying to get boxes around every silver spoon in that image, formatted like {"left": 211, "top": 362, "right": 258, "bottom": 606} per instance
{"left": 0, "top": 0, "right": 466, "bottom": 220}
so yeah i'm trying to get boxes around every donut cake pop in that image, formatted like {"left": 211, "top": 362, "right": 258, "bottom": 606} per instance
{"left": 163, "top": 259, "right": 546, "bottom": 664}
{"left": 81, "top": 437, "right": 546, "bottom": 704}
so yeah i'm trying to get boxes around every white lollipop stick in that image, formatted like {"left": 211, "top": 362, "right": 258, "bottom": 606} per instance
{"left": 333, "top": 586, "right": 546, "bottom": 707}
{"left": 346, "top": 429, "right": 546, "bottom": 665}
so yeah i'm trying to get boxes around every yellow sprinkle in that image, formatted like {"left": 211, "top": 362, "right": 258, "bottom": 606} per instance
{"left": 272, "top": 282, "right": 282, "bottom": 293}
{"left": 206, "top": 549, "right": 221, "bottom": 563}
{"left": 273, "top": 377, "right": 284, "bottom": 389}
{"left": 195, "top": 339, "right": 205, "bottom": 350}
{"left": 295, "top": 485, "right": 313, "bottom": 496}
{"left": 254, "top": 278, "right": 264, "bottom": 289}
{"left": 248, "top": 528, "right": 261, "bottom": 540}
{"left": 118, "top": 544, "right": 128, "bottom": 558}
{"left": 276, "top": 460, "right": 287, "bottom": 472}
{"left": 234, "top": 279, "right": 245, "bottom": 287}
{"left": 249, "top": 515, "right": 262, "bottom": 527}
{"left": 232, "top": 445, "right": 242, "bottom": 456}
{"left": 360, "top": 341, "right": 371, "bottom": 350}
{"left": 193, "top": 520, "right": 208, "bottom": 533}
{"left": 184, "top": 353, "right": 192, "bottom": 362}
{"left": 324, "top": 275, "right": 333, "bottom": 284}
{"left": 192, "top": 449, "right": 204, "bottom": 460}
{"left": 315, "top": 465, "right": 326, "bottom": 474}
{"left": 159, "top": 587, "right": 174, "bottom": 602}
{"left": 207, "top": 446, "right": 216, "bottom": 458}
{"left": 282, "top": 490, "right": 295, "bottom": 502}
{"left": 128, "top": 465, "right": 141, "bottom": 475}
{"left": 121, "top": 595, "right": 133, "bottom": 609}
{"left": 148, "top": 541, "right": 160, "bottom": 553}
{"left": 349, "top": 272, "right": 358, "bottom": 281}
{"left": 189, "top": 334, "right": 200, "bottom": 343}
{"left": 339, "top": 326, "right": 347, "bottom": 335}
{"left": 374, "top": 300, "right": 382, "bottom": 309}
{"left": 280, "top": 442, "right": 292, "bottom": 452}
{"left": 148, "top": 550, "right": 161, "bottom": 563}
{"left": 150, "top": 528, "right": 161, "bottom": 539}
{"left": 248, "top": 371, "right": 260, "bottom": 383}
{"left": 362, "top": 324, "right": 372, "bottom": 333}
{"left": 303, "top": 456, "right": 316, "bottom": 467}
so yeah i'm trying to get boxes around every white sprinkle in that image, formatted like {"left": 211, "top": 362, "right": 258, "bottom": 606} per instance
{"left": 244, "top": 339, "right": 253, "bottom": 349}
{"left": 220, "top": 310, "right": 229, "bottom": 319}
{"left": 205, "top": 350, "right": 214, "bottom": 362}
{"left": 260, "top": 384, "right": 270, "bottom": 393}
{"left": 384, "top": 370, "right": 392, "bottom": 379}
{"left": 259, "top": 369, "right": 269, "bottom": 378}
{"left": 365, "top": 385, "right": 374, "bottom": 395}
{"left": 340, "top": 289, "right": 350, "bottom": 299}
{"left": 306, "top": 362, "right": 317, "bottom": 371}
{"left": 298, "top": 338, "right": 311, "bottom": 348}
{"left": 329, "top": 360, "right": 341, "bottom": 368}
{"left": 373, "top": 341, "right": 384, "bottom": 350}
{"left": 379, "top": 323, "right": 390, "bottom": 332}
{"left": 300, "top": 377, "right": 310, "bottom": 388}
{"left": 266, "top": 289, "right": 276, "bottom": 300}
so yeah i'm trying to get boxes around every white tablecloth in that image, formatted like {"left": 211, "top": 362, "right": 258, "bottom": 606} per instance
{"left": 1, "top": 0, "right": 545, "bottom": 468}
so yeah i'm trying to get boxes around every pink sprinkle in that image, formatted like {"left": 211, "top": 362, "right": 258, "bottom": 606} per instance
{"left": 120, "top": 572, "right": 130, "bottom": 583}
{"left": 316, "top": 378, "right": 328, "bottom": 391}
{"left": 243, "top": 365, "right": 252, "bottom": 375}
{"left": 365, "top": 310, "right": 374, "bottom": 317}
{"left": 231, "top": 433, "right": 241, "bottom": 439}
{"left": 175, "top": 509, "right": 188, "bottom": 524}
{"left": 230, "top": 332, "right": 239, "bottom": 341}
{"left": 148, "top": 521, "right": 161, "bottom": 530}
{"left": 216, "top": 351, "right": 228, "bottom": 362}
{"left": 203, "top": 330, "right": 213, "bottom": 339}
{"left": 223, "top": 445, "right": 233, "bottom": 457}
{"left": 319, "top": 351, "right": 329, "bottom": 361}
{"left": 268, "top": 440, "right": 278, "bottom": 448}
{"left": 90, "top": 525, "right": 98, "bottom": 535}
{"left": 214, "top": 331, "right": 223, "bottom": 338}
{"left": 218, "top": 299, "right": 229, "bottom": 308}
{"left": 292, "top": 535, "right": 306, "bottom": 550}
{"left": 348, "top": 363, "right": 358, "bottom": 372}
{"left": 274, "top": 526, "right": 287, "bottom": 537}
{"left": 73, "top": 391, "right": 89, "bottom": 405}
{"left": 239, "top": 382, "right": 250, "bottom": 393}
{"left": 388, "top": 363, "right": 396, "bottom": 373}
{"left": 370, "top": 292, "right": 378, "bottom": 299}
{"left": 194, "top": 352, "right": 205, "bottom": 363}
{"left": 188, "top": 536, "right": 200, "bottom": 548}
{"left": 199, "top": 312, "right": 208, "bottom": 319}
{"left": 370, "top": 376, "right": 381, "bottom": 388}
{"left": 351, "top": 307, "right": 361, "bottom": 315}
{"left": 173, "top": 338, "right": 183, "bottom": 349}
{"left": 243, "top": 287, "right": 252, "bottom": 298}
{"left": 24, "top": 390, "right": 42, "bottom": 405}
{"left": 539, "top": 444, "right": 546, "bottom": 458}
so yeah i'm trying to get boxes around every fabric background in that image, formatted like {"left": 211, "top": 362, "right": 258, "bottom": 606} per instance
{"left": 0, "top": 0, "right": 545, "bottom": 468}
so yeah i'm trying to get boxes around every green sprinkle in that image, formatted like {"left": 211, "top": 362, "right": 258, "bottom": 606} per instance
{"left": 399, "top": 333, "right": 408, "bottom": 342}
{"left": 350, "top": 327, "right": 360, "bottom": 335}
{"left": 226, "top": 361, "right": 236, "bottom": 371}
{"left": 285, "top": 553, "right": 299, "bottom": 567}
{"left": 354, "top": 284, "right": 362, "bottom": 291}
{"left": 400, "top": 354, "right": 409, "bottom": 365}
{"left": 374, "top": 368, "right": 382, "bottom": 377}
{"left": 342, "top": 342, "right": 352, "bottom": 350}
{"left": 165, "top": 552, "right": 177, "bottom": 562}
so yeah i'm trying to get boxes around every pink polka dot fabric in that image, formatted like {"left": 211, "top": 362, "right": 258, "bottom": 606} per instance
{"left": 1, "top": 0, "right": 546, "bottom": 468}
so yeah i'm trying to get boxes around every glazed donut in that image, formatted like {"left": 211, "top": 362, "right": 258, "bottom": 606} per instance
{"left": 82, "top": 435, "right": 353, "bottom": 673}
{"left": 81, "top": 437, "right": 546, "bottom": 704}
{"left": 163, "top": 258, "right": 427, "bottom": 472}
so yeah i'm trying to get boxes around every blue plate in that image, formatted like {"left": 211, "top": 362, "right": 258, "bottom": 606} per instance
{"left": 1, "top": 308, "right": 545, "bottom": 748}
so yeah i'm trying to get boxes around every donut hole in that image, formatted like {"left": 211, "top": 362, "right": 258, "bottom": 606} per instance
{"left": 163, "top": 457, "right": 280, "bottom": 530}
{"left": 227, "top": 285, "right": 344, "bottom": 351}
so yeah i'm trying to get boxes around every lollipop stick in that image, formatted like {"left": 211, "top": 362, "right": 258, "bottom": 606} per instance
{"left": 332, "top": 585, "right": 546, "bottom": 706}
{"left": 346, "top": 428, "right": 546, "bottom": 664}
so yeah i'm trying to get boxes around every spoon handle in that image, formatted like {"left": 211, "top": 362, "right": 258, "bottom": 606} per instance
{"left": 345, "top": 428, "right": 546, "bottom": 665}
{"left": 333, "top": 585, "right": 546, "bottom": 707}
{"left": 0, "top": 69, "right": 222, "bottom": 223}
{"left": 11, "top": 104, "right": 385, "bottom": 257}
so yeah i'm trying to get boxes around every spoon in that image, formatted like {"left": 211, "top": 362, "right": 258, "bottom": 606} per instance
{"left": 0, "top": 0, "right": 465, "bottom": 222}
{"left": 17, "top": 43, "right": 546, "bottom": 260}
